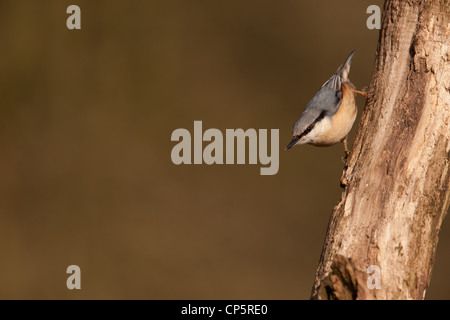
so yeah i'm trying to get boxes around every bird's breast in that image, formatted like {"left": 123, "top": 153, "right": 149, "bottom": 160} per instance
{"left": 305, "top": 82, "right": 357, "bottom": 146}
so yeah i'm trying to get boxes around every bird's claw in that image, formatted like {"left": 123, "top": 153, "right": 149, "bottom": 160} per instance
{"left": 355, "top": 86, "right": 368, "bottom": 97}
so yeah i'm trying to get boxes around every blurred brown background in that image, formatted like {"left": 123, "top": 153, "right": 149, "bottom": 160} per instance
{"left": 0, "top": 0, "right": 448, "bottom": 299}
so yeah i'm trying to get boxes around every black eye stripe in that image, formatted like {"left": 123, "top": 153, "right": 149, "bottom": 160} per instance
{"left": 296, "top": 110, "right": 327, "bottom": 140}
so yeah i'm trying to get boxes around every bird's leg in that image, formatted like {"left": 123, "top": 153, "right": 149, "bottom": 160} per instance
{"left": 342, "top": 137, "right": 350, "bottom": 162}
{"left": 354, "top": 86, "right": 368, "bottom": 97}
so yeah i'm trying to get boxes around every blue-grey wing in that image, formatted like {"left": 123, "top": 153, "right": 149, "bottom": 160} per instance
{"left": 290, "top": 50, "right": 354, "bottom": 140}
{"left": 292, "top": 78, "right": 343, "bottom": 137}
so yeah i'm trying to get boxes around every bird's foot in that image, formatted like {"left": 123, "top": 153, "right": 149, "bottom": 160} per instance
{"left": 355, "top": 86, "right": 368, "bottom": 97}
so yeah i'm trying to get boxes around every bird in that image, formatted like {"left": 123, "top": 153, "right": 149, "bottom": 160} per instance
{"left": 285, "top": 50, "right": 366, "bottom": 159}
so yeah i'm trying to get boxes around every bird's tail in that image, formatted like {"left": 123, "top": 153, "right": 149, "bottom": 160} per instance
{"left": 335, "top": 50, "right": 355, "bottom": 82}
{"left": 321, "top": 50, "right": 355, "bottom": 91}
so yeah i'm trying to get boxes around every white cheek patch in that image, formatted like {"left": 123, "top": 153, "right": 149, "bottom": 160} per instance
{"left": 301, "top": 117, "right": 333, "bottom": 145}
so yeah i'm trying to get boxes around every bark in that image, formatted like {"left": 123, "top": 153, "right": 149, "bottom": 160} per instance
{"left": 311, "top": 0, "right": 450, "bottom": 300}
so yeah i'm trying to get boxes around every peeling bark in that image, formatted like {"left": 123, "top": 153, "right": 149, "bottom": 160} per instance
{"left": 311, "top": 0, "right": 450, "bottom": 300}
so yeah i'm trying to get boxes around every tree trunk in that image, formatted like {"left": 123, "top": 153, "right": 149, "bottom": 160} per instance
{"left": 311, "top": 0, "right": 450, "bottom": 300}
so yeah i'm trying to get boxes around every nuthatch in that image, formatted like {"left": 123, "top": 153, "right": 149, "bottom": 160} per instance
{"left": 285, "top": 50, "right": 366, "bottom": 158}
